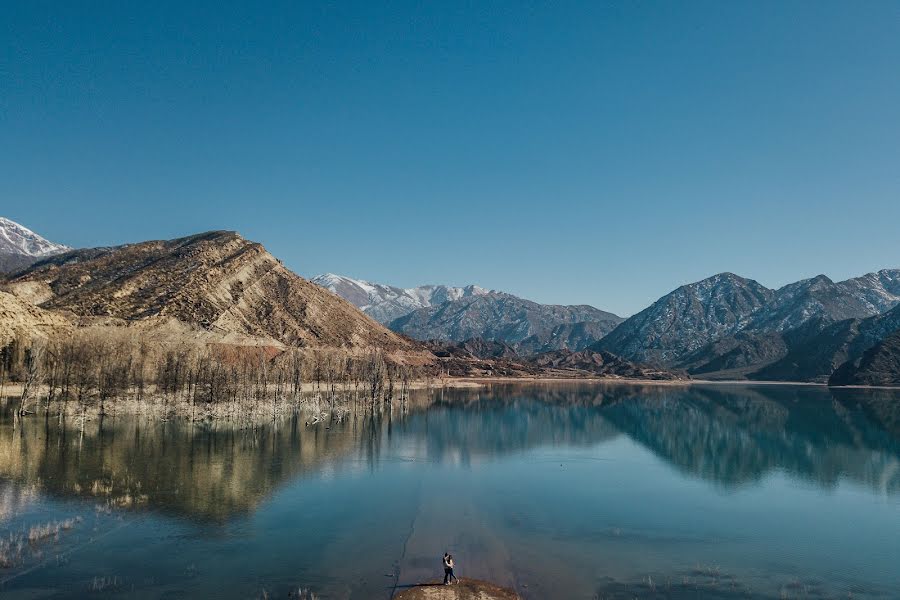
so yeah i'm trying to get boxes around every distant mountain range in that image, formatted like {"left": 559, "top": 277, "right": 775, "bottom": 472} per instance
{"left": 2, "top": 217, "right": 900, "bottom": 385}
{"left": 314, "top": 273, "right": 624, "bottom": 354}
{"left": 596, "top": 269, "right": 900, "bottom": 382}
{"left": 318, "top": 267, "right": 900, "bottom": 384}
{"left": 0, "top": 217, "right": 70, "bottom": 272}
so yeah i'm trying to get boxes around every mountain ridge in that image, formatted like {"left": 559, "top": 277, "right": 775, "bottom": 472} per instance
{"left": 0, "top": 217, "right": 71, "bottom": 273}
{"left": 599, "top": 268, "right": 900, "bottom": 382}
{"left": 5, "top": 231, "right": 423, "bottom": 358}
{"left": 315, "top": 273, "right": 624, "bottom": 354}
{"left": 312, "top": 273, "right": 489, "bottom": 324}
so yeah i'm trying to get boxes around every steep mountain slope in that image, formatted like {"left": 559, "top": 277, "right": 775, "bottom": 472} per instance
{"left": 830, "top": 329, "right": 900, "bottom": 387}
{"left": 748, "top": 272, "right": 900, "bottom": 332}
{"left": 312, "top": 273, "right": 487, "bottom": 324}
{"left": 5, "top": 231, "right": 417, "bottom": 353}
{"left": 389, "top": 292, "right": 623, "bottom": 353}
{"left": 596, "top": 273, "right": 774, "bottom": 364}
{"left": 0, "top": 217, "right": 70, "bottom": 273}
{"left": 601, "top": 269, "right": 900, "bottom": 381}
{"left": 754, "top": 304, "right": 900, "bottom": 382}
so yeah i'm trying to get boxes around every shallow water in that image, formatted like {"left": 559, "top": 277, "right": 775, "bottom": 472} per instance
{"left": 0, "top": 383, "right": 898, "bottom": 599}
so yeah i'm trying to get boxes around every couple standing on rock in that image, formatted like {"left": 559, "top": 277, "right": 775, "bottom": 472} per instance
{"left": 442, "top": 553, "right": 458, "bottom": 585}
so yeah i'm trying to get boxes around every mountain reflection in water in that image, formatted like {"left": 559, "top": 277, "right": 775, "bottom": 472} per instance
{"left": 0, "top": 383, "right": 898, "bottom": 599}
{"left": 1, "top": 384, "right": 899, "bottom": 521}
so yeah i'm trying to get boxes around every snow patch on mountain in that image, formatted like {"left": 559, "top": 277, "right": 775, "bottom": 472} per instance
{"left": 311, "top": 273, "right": 489, "bottom": 324}
{"left": 0, "top": 217, "right": 70, "bottom": 257}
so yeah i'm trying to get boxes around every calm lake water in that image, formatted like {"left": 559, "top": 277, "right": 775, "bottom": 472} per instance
{"left": 1, "top": 383, "right": 898, "bottom": 599}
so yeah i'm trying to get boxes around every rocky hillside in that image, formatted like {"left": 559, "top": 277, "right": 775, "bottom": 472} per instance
{"left": 755, "top": 303, "right": 900, "bottom": 383}
{"left": 596, "top": 273, "right": 774, "bottom": 364}
{"left": 830, "top": 329, "right": 900, "bottom": 387}
{"left": 389, "top": 292, "right": 623, "bottom": 354}
{"left": 0, "top": 217, "right": 70, "bottom": 273}
{"left": 527, "top": 348, "right": 685, "bottom": 380}
{"left": 4, "top": 231, "right": 419, "bottom": 355}
{"left": 422, "top": 338, "right": 683, "bottom": 380}
{"left": 598, "top": 269, "right": 900, "bottom": 381}
{"left": 312, "top": 273, "right": 487, "bottom": 324}
{"left": 0, "top": 290, "right": 72, "bottom": 344}
{"left": 424, "top": 338, "right": 519, "bottom": 360}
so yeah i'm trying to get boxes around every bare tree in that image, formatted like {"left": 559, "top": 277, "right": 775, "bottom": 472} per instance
{"left": 18, "top": 343, "right": 44, "bottom": 416}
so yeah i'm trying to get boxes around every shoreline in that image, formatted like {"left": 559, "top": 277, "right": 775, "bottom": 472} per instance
{"left": 4, "top": 376, "right": 900, "bottom": 403}
{"left": 442, "top": 376, "right": 829, "bottom": 388}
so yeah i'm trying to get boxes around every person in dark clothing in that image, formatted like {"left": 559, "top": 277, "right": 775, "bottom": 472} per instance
{"left": 442, "top": 553, "right": 452, "bottom": 584}
{"left": 445, "top": 554, "right": 458, "bottom": 584}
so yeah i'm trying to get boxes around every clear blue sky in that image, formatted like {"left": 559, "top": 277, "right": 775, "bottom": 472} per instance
{"left": 3, "top": 1, "right": 899, "bottom": 316}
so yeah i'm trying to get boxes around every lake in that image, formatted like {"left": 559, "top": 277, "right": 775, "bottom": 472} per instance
{"left": 1, "top": 383, "right": 898, "bottom": 599}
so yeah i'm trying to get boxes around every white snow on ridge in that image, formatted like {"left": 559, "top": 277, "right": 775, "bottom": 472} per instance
{"left": 0, "top": 217, "right": 71, "bottom": 257}
{"left": 311, "top": 273, "right": 489, "bottom": 324}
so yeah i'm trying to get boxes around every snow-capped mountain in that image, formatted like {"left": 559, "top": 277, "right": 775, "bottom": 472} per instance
{"left": 595, "top": 273, "right": 774, "bottom": 365}
{"left": 0, "top": 217, "right": 71, "bottom": 272}
{"left": 311, "top": 273, "right": 488, "bottom": 324}
{"left": 390, "top": 291, "right": 624, "bottom": 354}
{"left": 313, "top": 273, "right": 624, "bottom": 353}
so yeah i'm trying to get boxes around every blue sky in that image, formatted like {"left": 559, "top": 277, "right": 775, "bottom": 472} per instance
{"left": 3, "top": 1, "right": 899, "bottom": 316}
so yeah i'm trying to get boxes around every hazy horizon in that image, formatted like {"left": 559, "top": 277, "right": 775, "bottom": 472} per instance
{"left": 4, "top": 2, "right": 899, "bottom": 316}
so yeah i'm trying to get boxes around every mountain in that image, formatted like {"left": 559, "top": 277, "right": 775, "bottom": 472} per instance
{"left": 599, "top": 269, "right": 900, "bottom": 382}
{"left": 747, "top": 272, "right": 900, "bottom": 332}
{"left": 596, "top": 273, "right": 774, "bottom": 365}
{"left": 830, "top": 329, "right": 900, "bottom": 387}
{"left": 421, "top": 338, "right": 683, "bottom": 380}
{"left": 389, "top": 292, "right": 623, "bottom": 354}
{"left": 4, "top": 231, "right": 419, "bottom": 354}
{"left": 527, "top": 348, "right": 685, "bottom": 380}
{"left": 424, "top": 338, "right": 519, "bottom": 360}
{"left": 756, "top": 303, "right": 900, "bottom": 383}
{"left": 311, "top": 273, "right": 487, "bottom": 324}
{"left": 0, "top": 217, "right": 70, "bottom": 272}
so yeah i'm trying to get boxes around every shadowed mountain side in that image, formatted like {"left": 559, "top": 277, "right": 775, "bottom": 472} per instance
{"left": 752, "top": 303, "right": 900, "bottom": 382}
{"left": 0, "top": 253, "right": 41, "bottom": 274}
{"left": 830, "top": 330, "right": 900, "bottom": 387}
{"left": 676, "top": 331, "right": 789, "bottom": 377}
{"left": 599, "top": 270, "right": 900, "bottom": 382}
{"left": 424, "top": 340, "right": 686, "bottom": 380}
{"left": 530, "top": 348, "right": 686, "bottom": 380}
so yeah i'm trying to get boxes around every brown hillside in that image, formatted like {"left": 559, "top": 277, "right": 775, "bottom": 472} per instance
{"left": 6, "top": 231, "right": 420, "bottom": 355}
{"left": 0, "top": 290, "right": 72, "bottom": 344}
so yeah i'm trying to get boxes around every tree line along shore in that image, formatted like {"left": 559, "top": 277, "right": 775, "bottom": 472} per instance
{"left": 0, "top": 329, "right": 428, "bottom": 423}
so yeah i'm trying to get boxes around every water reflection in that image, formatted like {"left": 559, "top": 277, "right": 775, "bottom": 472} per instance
{"left": 1, "top": 384, "right": 898, "bottom": 525}
{"left": 0, "top": 410, "right": 382, "bottom": 521}
{"left": 0, "top": 384, "right": 899, "bottom": 599}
